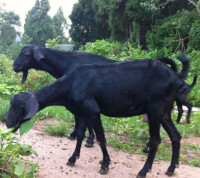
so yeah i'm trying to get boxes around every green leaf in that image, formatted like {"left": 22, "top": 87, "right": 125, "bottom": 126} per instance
{"left": 19, "top": 170, "right": 34, "bottom": 178}
{"left": 20, "top": 120, "right": 35, "bottom": 136}
{"left": 14, "top": 163, "right": 25, "bottom": 176}
{"left": 1, "top": 173, "right": 11, "bottom": 178}
{"left": 0, "top": 128, "right": 14, "bottom": 135}
{"left": 30, "top": 149, "right": 38, "bottom": 156}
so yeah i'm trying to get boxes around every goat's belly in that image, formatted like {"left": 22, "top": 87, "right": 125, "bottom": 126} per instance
{"left": 100, "top": 103, "right": 145, "bottom": 117}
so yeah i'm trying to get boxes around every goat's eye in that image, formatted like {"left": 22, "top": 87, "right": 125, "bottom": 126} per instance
{"left": 24, "top": 50, "right": 31, "bottom": 55}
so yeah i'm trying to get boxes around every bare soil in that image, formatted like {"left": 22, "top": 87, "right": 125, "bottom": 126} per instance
{"left": 1, "top": 120, "right": 200, "bottom": 178}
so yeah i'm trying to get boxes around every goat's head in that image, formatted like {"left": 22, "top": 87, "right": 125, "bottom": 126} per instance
{"left": 5, "top": 92, "right": 39, "bottom": 132}
{"left": 13, "top": 45, "right": 45, "bottom": 83}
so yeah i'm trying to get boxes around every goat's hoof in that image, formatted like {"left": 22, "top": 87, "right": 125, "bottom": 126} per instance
{"left": 99, "top": 160, "right": 111, "bottom": 164}
{"left": 99, "top": 167, "right": 109, "bottom": 174}
{"left": 165, "top": 171, "right": 175, "bottom": 176}
{"left": 66, "top": 161, "right": 75, "bottom": 166}
{"left": 186, "top": 120, "right": 191, "bottom": 124}
{"left": 136, "top": 175, "right": 146, "bottom": 178}
{"left": 143, "top": 147, "right": 149, "bottom": 153}
{"left": 68, "top": 135, "right": 76, "bottom": 140}
{"left": 85, "top": 142, "right": 94, "bottom": 148}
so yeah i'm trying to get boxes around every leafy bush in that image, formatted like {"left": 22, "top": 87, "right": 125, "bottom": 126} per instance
{"left": 3, "top": 42, "right": 23, "bottom": 60}
{"left": 146, "top": 10, "right": 199, "bottom": 52}
{"left": 188, "top": 22, "right": 200, "bottom": 50}
{"left": 0, "top": 128, "right": 38, "bottom": 178}
{"left": 0, "top": 84, "right": 22, "bottom": 100}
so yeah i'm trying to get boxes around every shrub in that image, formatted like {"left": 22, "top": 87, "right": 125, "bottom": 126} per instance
{"left": 188, "top": 22, "right": 200, "bottom": 50}
{"left": 0, "top": 128, "right": 38, "bottom": 177}
{"left": 146, "top": 10, "right": 199, "bottom": 52}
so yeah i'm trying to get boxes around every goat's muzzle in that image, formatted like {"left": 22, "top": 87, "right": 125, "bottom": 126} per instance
{"left": 13, "top": 64, "right": 22, "bottom": 72}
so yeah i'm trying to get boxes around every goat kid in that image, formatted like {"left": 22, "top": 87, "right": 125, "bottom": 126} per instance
{"left": 6, "top": 57, "right": 187, "bottom": 177}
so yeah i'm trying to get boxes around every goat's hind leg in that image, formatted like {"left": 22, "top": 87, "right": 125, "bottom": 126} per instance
{"left": 137, "top": 114, "right": 161, "bottom": 178}
{"left": 184, "top": 102, "right": 193, "bottom": 123}
{"left": 67, "top": 117, "right": 87, "bottom": 166}
{"left": 176, "top": 101, "right": 183, "bottom": 123}
{"left": 85, "top": 122, "right": 95, "bottom": 148}
{"left": 68, "top": 114, "right": 80, "bottom": 140}
{"left": 162, "top": 114, "right": 181, "bottom": 176}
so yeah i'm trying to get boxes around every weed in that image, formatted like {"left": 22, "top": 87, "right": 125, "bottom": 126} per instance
{"left": 0, "top": 128, "right": 38, "bottom": 178}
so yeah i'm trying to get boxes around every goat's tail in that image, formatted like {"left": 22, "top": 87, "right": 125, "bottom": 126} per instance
{"left": 177, "top": 51, "right": 190, "bottom": 80}
{"left": 189, "top": 75, "right": 197, "bottom": 89}
{"left": 156, "top": 57, "right": 178, "bottom": 72}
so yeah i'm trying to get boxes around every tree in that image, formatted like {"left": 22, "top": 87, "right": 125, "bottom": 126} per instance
{"left": 52, "top": 7, "right": 68, "bottom": 43}
{"left": 23, "top": 0, "right": 54, "bottom": 46}
{"left": 0, "top": 10, "right": 20, "bottom": 47}
{"left": 187, "top": 0, "right": 200, "bottom": 16}
{"left": 69, "top": 0, "right": 110, "bottom": 48}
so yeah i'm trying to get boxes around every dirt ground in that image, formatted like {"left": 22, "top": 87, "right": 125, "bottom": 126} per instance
{"left": 1, "top": 121, "right": 200, "bottom": 178}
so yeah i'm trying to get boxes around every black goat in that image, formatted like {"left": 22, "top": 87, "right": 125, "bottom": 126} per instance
{"left": 6, "top": 55, "right": 187, "bottom": 177}
{"left": 12, "top": 46, "right": 188, "bottom": 147}
{"left": 13, "top": 45, "right": 115, "bottom": 147}
{"left": 176, "top": 75, "right": 197, "bottom": 123}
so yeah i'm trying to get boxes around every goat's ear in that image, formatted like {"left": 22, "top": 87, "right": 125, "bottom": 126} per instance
{"left": 33, "top": 47, "right": 45, "bottom": 61}
{"left": 24, "top": 95, "right": 39, "bottom": 120}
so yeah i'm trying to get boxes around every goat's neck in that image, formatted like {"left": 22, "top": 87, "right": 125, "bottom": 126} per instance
{"left": 39, "top": 49, "right": 73, "bottom": 78}
{"left": 33, "top": 79, "right": 69, "bottom": 110}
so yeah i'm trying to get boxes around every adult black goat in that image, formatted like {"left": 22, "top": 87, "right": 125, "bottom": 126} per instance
{"left": 13, "top": 45, "right": 116, "bottom": 147}
{"left": 6, "top": 55, "right": 187, "bottom": 177}
{"left": 12, "top": 46, "right": 189, "bottom": 147}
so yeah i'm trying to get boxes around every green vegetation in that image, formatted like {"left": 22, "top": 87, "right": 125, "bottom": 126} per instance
{"left": 0, "top": 128, "right": 38, "bottom": 178}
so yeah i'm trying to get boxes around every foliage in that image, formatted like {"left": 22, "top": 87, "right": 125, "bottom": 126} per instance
{"left": 0, "top": 128, "right": 38, "bottom": 177}
{"left": 146, "top": 10, "right": 198, "bottom": 52}
{"left": 52, "top": 7, "right": 69, "bottom": 44}
{"left": 188, "top": 21, "right": 200, "bottom": 50}
{"left": 0, "top": 84, "right": 22, "bottom": 100}
{"left": 3, "top": 42, "right": 23, "bottom": 60}
{"left": 23, "top": 0, "right": 54, "bottom": 46}
{"left": 0, "top": 9, "right": 20, "bottom": 48}
{"left": 69, "top": 0, "right": 110, "bottom": 48}
{"left": 44, "top": 121, "right": 69, "bottom": 136}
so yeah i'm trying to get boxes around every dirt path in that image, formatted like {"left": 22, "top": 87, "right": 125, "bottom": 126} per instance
{"left": 1, "top": 122, "right": 200, "bottom": 178}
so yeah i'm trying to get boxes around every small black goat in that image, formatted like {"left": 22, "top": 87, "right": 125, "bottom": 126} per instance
{"left": 6, "top": 55, "right": 188, "bottom": 177}
{"left": 176, "top": 75, "right": 197, "bottom": 123}
{"left": 12, "top": 46, "right": 189, "bottom": 147}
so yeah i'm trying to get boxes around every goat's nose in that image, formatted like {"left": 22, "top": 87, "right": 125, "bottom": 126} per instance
{"left": 13, "top": 64, "right": 22, "bottom": 72}
{"left": 6, "top": 120, "right": 15, "bottom": 129}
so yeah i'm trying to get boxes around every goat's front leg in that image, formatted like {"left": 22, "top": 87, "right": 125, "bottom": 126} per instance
{"left": 67, "top": 118, "right": 87, "bottom": 166}
{"left": 68, "top": 114, "right": 80, "bottom": 140}
{"left": 91, "top": 114, "right": 111, "bottom": 174}
{"left": 137, "top": 121, "right": 161, "bottom": 178}
{"left": 162, "top": 116, "right": 181, "bottom": 176}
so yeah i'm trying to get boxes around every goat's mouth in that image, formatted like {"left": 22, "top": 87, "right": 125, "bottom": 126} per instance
{"left": 13, "top": 65, "right": 23, "bottom": 73}
{"left": 6, "top": 122, "right": 20, "bottom": 132}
